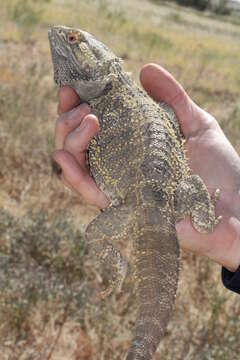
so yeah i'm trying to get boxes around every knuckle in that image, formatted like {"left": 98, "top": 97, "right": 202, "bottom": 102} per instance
{"left": 60, "top": 173, "right": 69, "bottom": 187}
{"left": 64, "top": 133, "right": 76, "bottom": 153}
{"left": 208, "top": 114, "right": 217, "bottom": 125}
{"left": 56, "top": 113, "right": 71, "bottom": 133}
{"left": 202, "top": 110, "right": 218, "bottom": 128}
{"left": 64, "top": 130, "right": 87, "bottom": 154}
{"left": 60, "top": 171, "right": 72, "bottom": 186}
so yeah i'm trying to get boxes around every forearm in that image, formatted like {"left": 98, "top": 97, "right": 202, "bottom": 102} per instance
{"left": 204, "top": 215, "right": 240, "bottom": 273}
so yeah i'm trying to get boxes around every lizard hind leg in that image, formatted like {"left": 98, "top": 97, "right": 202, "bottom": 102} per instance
{"left": 98, "top": 243, "right": 128, "bottom": 299}
{"left": 85, "top": 205, "right": 130, "bottom": 299}
{"left": 174, "top": 174, "right": 221, "bottom": 234}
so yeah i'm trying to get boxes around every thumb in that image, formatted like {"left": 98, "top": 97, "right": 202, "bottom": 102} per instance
{"left": 176, "top": 217, "right": 220, "bottom": 256}
{"left": 176, "top": 217, "right": 205, "bottom": 254}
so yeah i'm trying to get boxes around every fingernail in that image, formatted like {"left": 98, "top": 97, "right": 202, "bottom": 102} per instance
{"left": 75, "top": 117, "right": 89, "bottom": 132}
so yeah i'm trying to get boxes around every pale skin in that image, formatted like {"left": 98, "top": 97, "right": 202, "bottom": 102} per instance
{"left": 53, "top": 63, "right": 240, "bottom": 273}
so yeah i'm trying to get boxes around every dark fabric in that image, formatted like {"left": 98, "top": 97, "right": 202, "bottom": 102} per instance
{"left": 222, "top": 266, "right": 240, "bottom": 294}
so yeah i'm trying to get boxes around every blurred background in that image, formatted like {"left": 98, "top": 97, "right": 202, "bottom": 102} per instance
{"left": 0, "top": 0, "right": 240, "bottom": 359}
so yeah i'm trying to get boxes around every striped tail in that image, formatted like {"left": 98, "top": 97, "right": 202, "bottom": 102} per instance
{"left": 126, "top": 216, "right": 179, "bottom": 360}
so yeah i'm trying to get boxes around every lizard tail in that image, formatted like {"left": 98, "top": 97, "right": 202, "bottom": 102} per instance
{"left": 126, "top": 222, "right": 179, "bottom": 360}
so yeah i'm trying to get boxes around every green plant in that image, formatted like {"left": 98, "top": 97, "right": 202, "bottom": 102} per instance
{"left": 211, "top": 0, "right": 231, "bottom": 15}
{"left": 166, "top": 11, "right": 184, "bottom": 23}
{"left": 8, "top": 0, "right": 51, "bottom": 27}
{"left": 176, "top": 0, "right": 209, "bottom": 11}
{"left": 0, "top": 210, "right": 87, "bottom": 333}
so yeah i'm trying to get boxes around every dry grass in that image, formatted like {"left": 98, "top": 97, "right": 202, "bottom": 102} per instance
{"left": 0, "top": 0, "right": 240, "bottom": 359}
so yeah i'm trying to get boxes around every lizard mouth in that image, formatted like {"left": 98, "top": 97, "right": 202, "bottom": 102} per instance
{"left": 48, "top": 28, "right": 63, "bottom": 57}
{"left": 48, "top": 27, "right": 93, "bottom": 86}
{"left": 48, "top": 28, "right": 68, "bottom": 86}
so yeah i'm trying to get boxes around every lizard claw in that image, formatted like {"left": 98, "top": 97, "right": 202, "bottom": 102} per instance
{"left": 98, "top": 255, "right": 127, "bottom": 300}
{"left": 98, "top": 281, "right": 116, "bottom": 300}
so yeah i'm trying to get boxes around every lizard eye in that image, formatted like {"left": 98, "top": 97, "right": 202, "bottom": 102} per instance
{"left": 67, "top": 33, "right": 78, "bottom": 44}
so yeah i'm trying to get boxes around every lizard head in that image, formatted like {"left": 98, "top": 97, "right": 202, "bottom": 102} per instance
{"left": 48, "top": 25, "right": 122, "bottom": 100}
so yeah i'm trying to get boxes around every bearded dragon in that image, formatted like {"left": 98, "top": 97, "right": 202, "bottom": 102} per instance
{"left": 48, "top": 25, "right": 220, "bottom": 360}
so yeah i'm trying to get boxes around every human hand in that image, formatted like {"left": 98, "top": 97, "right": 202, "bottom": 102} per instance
{"left": 53, "top": 87, "right": 110, "bottom": 208}
{"left": 53, "top": 63, "right": 240, "bottom": 272}
{"left": 140, "top": 64, "right": 240, "bottom": 272}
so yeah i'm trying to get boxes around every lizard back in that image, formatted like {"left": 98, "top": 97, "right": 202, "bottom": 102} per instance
{"left": 49, "top": 25, "right": 220, "bottom": 360}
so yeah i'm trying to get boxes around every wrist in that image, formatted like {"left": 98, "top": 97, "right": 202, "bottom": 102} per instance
{"left": 221, "top": 262, "right": 239, "bottom": 273}
{"left": 206, "top": 217, "right": 240, "bottom": 272}
{"left": 208, "top": 252, "right": 240, "bottom": 273}
{"left": 177, "top": 216, "right": 240, "bottom": 272}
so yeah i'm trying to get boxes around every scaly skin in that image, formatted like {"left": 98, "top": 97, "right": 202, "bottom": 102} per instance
{"left": 49, "top": 25, "right": 220, "bottom": 360}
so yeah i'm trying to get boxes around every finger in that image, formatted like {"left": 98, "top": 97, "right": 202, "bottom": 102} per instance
{"left": 53, "top": 150, "right": 110, "bottom": 209}
{"left": 61, "top": 173, "right": 75, "bottom": 192}
{"left": 58, "top": 86, "right": 81, "bottom": 114}
{"left": 176, "top": 215, "right": 232, "bottom": 261}
{"left": 55, "top": 103, "right": 91, "bottom": 150}
{"left": 64, "top": 114, "right": 99, "bottom": 165}
{"left": 176, "top": 217, "right": 210, "bottom": 254}
{"left": 140, "top": 63, "right": 203, "bottom": 137}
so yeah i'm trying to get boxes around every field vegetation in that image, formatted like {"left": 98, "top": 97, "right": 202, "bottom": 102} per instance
{"left": 0, "top": 0, "right": 240, "bottom": 359}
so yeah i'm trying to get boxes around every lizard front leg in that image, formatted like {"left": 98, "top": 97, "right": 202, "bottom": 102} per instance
{"left": 86, "top": 205, "right": 131, "bottom": 298}
{"left": 174, "top": 174, "right": 221, "bottom": 233}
